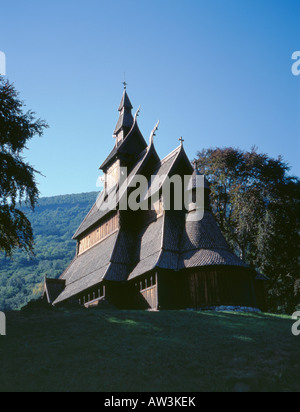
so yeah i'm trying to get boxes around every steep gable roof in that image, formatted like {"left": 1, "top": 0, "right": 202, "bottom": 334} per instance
{"left": 113, "top": 89, "right": 134, "bottom": 136}
{"left": 54, "top": 231, "right": 119, "bottom": 304}
{"left": 100, "top": 106, "right": 148, "bottom": 171}
{"left": 144, "top": 145, "right": 183, "bottom": 200}
{"left": 178, "top": 210, "right": 249, "bottom": 269}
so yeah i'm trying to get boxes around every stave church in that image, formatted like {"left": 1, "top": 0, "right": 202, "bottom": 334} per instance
{"left": 43, "top": 87, "right": 266, "bottom": 311}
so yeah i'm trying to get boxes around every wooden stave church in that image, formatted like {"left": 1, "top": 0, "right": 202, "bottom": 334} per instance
{"left": 43, "top": 88, "right": 266, "bottom": 311}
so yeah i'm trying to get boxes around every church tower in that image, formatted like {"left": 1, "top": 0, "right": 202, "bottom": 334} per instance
{"left": 113, "top": 87, "right": 134, "bottom": 144}
{"left": 100, "top": 87, "right": 148, "bottom": 193}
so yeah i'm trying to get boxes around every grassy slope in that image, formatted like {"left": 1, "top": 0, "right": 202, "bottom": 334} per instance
{"left": 0, "top": 309, "right": 299, "bottom": 392}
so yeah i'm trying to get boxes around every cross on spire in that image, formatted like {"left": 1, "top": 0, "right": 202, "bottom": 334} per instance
{"left": 123, "top": 72, "right": 127, "bottom": 90}
{"left": 179, "top": 136, "right": 184, "bottom": 145}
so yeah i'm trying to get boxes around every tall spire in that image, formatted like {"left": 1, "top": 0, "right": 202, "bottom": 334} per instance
{"left": 113, "top": 88, "right": 134, "bottom": 141}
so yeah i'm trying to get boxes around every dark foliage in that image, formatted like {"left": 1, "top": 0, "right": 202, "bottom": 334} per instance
{"left": 0, "top": 76, "right": 48, "bottom": 256}
{"left": 196, "top": 147, "right": 300, "bottom": 314}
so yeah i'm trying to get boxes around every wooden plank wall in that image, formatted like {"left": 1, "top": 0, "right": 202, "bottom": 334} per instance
{"left": 78, "top": 213, "right": 119, "bottom": 255}
{"left": 141, "top": 286, "right": 157, "bottom": 309}
{"left": 157, "top": 268, "right": 257, "bottom": 309}
{"left": 186, "top": 269, "right": 256, "bottom": 308}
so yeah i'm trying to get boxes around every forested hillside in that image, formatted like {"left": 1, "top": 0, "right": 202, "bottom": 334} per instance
{"left": 0, "top": 192, "right": 98, "bottom": 311}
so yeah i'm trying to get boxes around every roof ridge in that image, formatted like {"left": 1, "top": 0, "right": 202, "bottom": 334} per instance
{"left": 72, "top": 200, "right": 98, "bottom": 239}
{"left": 152, "top": 144, "right": 182, "bottom": 170}
{"left": 59, "top": 256, "right": 77, "bottom": 280}
{"left": 180, "top": 245, "right": 231, "bottom": 254}
{"left": 100, "top": 109, "right": 147, "bottom": 170}
{"left": 75, "top": 228, "right": 119, "bottom": 258}
{"left": 144, "top": 145, "right": 183, "bottom": 201}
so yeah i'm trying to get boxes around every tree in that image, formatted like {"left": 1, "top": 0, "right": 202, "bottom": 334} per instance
{"left": 0, "top": 76, "right": 48, "bottom": 256}
{"left": 196, "top": 147, "right": 300, "bottom": 314}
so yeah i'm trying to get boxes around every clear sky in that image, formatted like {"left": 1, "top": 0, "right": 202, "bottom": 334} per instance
{"left": 0, "top": 0, "right": 299, "bottom": 197}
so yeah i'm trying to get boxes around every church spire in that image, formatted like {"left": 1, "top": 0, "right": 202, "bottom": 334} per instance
{"left": 113, "top": 88, "right": 134, "bottom": 141}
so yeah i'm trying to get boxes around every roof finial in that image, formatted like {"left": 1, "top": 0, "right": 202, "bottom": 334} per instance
{"left": 123, "top": 72, "right": 127, "bottom": 90}
{"left": 193, "top": 160, "right": 198, "bottom": 170}
{"left": 179, "top": 136, "right": 184, "bottom": 145}
{"left": 150, "top": 120, "right": 160, "bottom": 145}
{"left": 134, "top": 106, "right": 141, "bottom": 120}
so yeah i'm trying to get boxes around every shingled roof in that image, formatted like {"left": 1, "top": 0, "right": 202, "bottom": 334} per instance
{"left": 113, "top": 90, "right": 134, "bottom": 135}
{"left": 128, "top": 216, "right": 165, "bottom": 280}
{"left": 100, "top": 119, "right": 148, "bottom": 170}
{"left": 156, "top": 211, "right": 184, "bottom": 271}
{"left": 178, "top": 210, "right": 249, "bottom": 270}
{"left": 100, "top": 97, "right": 148, "bottom": 171}
{"left": 54, "top": 231, "right": 119, "bottom": 304}
{"left": 105, "top": 229, "right": 135, "bottom": 282}
{"left": 71, "top": 142, "right": 250, "bottom": 294}
{"left": 144, "top": 145, "right": 183, "bottom": 200}
{"left": 74, "top": 143, "right": 154, "bottom": 240}
{"left": 52, "top": 88, "right": 257, "bottom": 307}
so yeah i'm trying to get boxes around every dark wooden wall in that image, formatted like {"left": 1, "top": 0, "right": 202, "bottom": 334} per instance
{"left": 70, "top": 267, "right": 263, "bottom": 311}
{"left": 130, "top": 273, "right": 158, "bottom": 310}
{"left": 157, "top": 267, "right": 258, "bottom": 310}
{"left": 254, "top": 280, "right": 268, "bottom": 312}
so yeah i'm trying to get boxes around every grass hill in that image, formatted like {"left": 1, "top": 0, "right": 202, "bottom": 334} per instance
{"left": 1, "top": 192, "right": 299, "bottom": 392}
{"left": 0, "top": 192, "right": 98, "bottom": 311}
{"left": 1, "top": 308, "right": 299, "bottom": 392}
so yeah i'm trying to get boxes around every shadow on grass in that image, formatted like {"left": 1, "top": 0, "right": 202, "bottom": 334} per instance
{"left": 0, "top": 309, "right": 298, "bottom": 392}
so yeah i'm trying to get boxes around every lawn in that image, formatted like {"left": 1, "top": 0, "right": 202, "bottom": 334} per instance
{"left": 0, "top": 308, "right": 299, "bottom": 392}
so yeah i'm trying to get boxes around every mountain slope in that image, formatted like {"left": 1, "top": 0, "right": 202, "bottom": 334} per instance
{"left": 0, "top": 192, "right": 98, "bottom": 310}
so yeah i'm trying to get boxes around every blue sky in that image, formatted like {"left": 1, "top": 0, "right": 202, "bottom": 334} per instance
{"left": 0, "top": 0, "right": 299, "bottom": 197}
